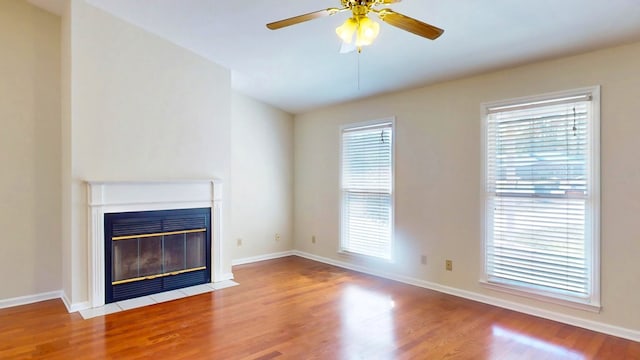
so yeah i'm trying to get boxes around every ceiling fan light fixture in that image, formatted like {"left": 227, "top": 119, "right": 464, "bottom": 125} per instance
{"left": 336, "top": 17, "right": 358, "bottom": 43}
{"left": 355, "top": 16, "right": 380, "bottom": 47}
{"left": 336, "top": 15, "right": 380, "bottom": 49}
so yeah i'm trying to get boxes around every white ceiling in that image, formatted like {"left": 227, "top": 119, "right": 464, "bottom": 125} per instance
{"left": 32, "top": 0, "right": 640, "bottom": 114}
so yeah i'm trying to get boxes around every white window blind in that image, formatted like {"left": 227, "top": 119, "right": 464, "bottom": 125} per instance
{"left": 484, "top": 88, "right": 599, "bottom": 307}
{"left": 341, "top": 121, "right": 394, "bottom": 260}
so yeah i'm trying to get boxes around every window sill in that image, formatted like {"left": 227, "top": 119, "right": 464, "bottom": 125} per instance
{"left": 480, "top": 280, "right": 601, "bottom": 313}
{"left": 338, "top": 249, "right": 394, "bottom": 264}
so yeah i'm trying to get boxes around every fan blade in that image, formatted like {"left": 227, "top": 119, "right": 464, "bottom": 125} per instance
{"left": 377, "top": 9, "right": 444, "bottom": 40}
{"left": 267, "top": 8, "right": 343, "bottom": 30}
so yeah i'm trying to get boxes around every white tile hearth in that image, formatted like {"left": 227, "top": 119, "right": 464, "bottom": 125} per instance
{"left": 117, "top": 295, "right": 156, "bottom": 311}
{"left": 213, "top": 279, "right": 239, "bottom": 290}
{"left": 150, "top": 289, "right": 186, "bottom": 304}
{"left": 180, "top": 284, "right": 215, "bottom": 297}
{"left": 79, "top": 303, "right": 121, "bottom": 319}
{"left": 79, "top": 281, "right": 239, "bottom": 319}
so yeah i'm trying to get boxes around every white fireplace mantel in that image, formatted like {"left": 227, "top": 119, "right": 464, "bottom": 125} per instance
{"left": 86, "top": 180, "right": 224, "bottom": 308}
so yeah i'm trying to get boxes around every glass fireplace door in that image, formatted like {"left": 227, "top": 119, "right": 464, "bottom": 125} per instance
{"left": 112, "top": 230, "right": 207, "bottom": 285}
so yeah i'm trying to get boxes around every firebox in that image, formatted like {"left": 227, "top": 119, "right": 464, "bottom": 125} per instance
{"left": 104, "top": 207, "right": 211, "bottom": 303}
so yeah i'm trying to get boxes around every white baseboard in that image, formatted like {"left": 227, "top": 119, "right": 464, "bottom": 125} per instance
{"left": 231, "top": 250, "right": 295, "bottom": 266}
{"left": 216, "top": 272, "right": 235, "bottom": 282}
{"left": 292, "top": 250, "right": 640, "bottom": 342}
{"left": 60, "top": 292, "right": 90, "bottom": 313}
{"left": 0, "top": 290, "right": 62, "bottom": 309}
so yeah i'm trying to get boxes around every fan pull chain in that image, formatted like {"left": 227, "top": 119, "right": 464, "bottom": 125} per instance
{"left": 572, "top": 107, "right": 577, "bottom": 135}
{"left": 357, "top": 51, "right": 361, "bottom": 90}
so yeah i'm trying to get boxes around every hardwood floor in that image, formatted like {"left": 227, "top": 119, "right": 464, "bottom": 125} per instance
{"left": 1, "top": 256, "right": 638, "bottom": 359}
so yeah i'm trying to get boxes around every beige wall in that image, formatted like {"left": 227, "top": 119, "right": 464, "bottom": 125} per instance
{"left": 294, "top": 41, "right": 640, "bottom": 332}
{"left": 63, "top": 0, "right": 232, "bottom": 306}
{"left": 60, "top": 0, "right": 72, "bottom": 303}
{"left": 0, "top": 0, "right": 62, "bottom": 300}
{"left": 230, "top": 92, "right": 294, "bottom": 261}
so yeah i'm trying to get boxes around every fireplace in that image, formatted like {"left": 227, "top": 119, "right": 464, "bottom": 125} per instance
{"left": 105, "top": 207, "right": 211, "bottom": 303}
{"left": 86, "top": 180, "right": 226, "bottom": 309}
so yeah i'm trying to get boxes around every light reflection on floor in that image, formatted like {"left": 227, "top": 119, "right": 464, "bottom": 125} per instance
{"left": 335, "top": 285, "right": 589, "bottom": 359}
{"left": 491, "top": 325, "right": 585, "bottom": 360}
{"left": 340, "top": 285, "right": 397, "bottom": 359}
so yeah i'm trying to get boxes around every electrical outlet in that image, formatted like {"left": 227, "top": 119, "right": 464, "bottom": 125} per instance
{"left": 275, "top": 233, "right": 280, "bottom": 241}
{"left": 421, "top": 255, "right": 427, "bottom": 265}
{"left": 237, "top": 238, "right": 242, "bottom": 246}
{"left": 312, "top": 235, "right": 316, "bottom": 244}
{"left": 446, "top": 259, "right": 453, "bottom": 271}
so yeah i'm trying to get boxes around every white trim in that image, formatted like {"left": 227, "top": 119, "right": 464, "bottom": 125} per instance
{"left": 218, "top": 272, "right": 235, "bottom": 281}
{"left": 61, "top": 291, "right": 91, "bottom": 313}
{"left": 61, "top": 292, "right": 71, "bottom": 311}
{"left": 231, "top": 251, "right": 296, "bottom": 266}
{"left": 486, "top": 93, "right": 592, "bottom": 114}
{"left": 0, "top": 291, "right": 80, "bottom": 314}
{"left": 292, "top": 251, "right": 640, "bottom": 342}
{"left": 588, "top": 86, "right": 602, "bottom": 311}
{"left": 86, "top": 179, "right": 224, "bottom": 309}
{"left": 480, "top": 280, "right": 600, "bottom": 313}
{"left": 336, "top": 249, "right": 394, "bottom": 264}
{"left": 482, "top": 87, "right": 599, "bottom": 114}
{"left": 61, "top": 295, "right": 91, "bottom": 313}
{"left": 0, "top": 290, "right": 62, "bottom": 309}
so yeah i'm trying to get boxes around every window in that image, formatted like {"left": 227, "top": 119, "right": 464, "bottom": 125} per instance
{"left": 482, "top": 87, "right": 600, "bottom": 310}
{"left": 341, "top": 119, "right": 394, "bottom": 260}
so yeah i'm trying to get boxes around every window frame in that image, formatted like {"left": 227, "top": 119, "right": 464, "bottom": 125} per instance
{"left": 480, "top": 87, "right": 601, "bottom": 312}
{"left": 339, "top": 117, "right": 396, "bottom": 262}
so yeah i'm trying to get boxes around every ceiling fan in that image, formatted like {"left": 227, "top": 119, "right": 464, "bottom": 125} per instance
{"left": 266, "top": 0, "right": 444, "bottom": 52}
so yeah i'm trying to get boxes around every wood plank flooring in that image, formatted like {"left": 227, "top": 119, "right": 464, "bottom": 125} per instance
{"left": 1, "top": 256, "right": 638, "bottom": 359}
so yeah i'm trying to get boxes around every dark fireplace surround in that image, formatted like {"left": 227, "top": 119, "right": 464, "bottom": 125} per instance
{"left": 105, "top": 207, "right": 212, "bottom": 303}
